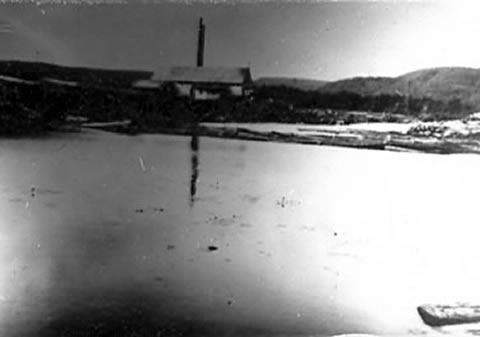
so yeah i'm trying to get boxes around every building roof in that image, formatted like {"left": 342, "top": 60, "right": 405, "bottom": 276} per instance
{"left": 151, "top": 66, "right": 252, "bottom": 85}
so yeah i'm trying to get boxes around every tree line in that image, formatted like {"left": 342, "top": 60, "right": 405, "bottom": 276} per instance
{"left": 0, "top": 80, "right": 473, "bottom": 136}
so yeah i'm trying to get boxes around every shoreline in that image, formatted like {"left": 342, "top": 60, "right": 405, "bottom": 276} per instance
{"left": 73, "top": 121, "right": 480, "bottom": 155}
{"left": 6, "top": 117, "right": 480, "bottom": 155}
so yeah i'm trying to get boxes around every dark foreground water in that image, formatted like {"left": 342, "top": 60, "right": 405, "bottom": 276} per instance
{"left": 1, "top": 130, "right": 480, "bottom": 337}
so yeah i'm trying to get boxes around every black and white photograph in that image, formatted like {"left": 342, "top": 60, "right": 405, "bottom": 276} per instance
{"left": 1, "top": 0, "right": 480, "bottom": 336}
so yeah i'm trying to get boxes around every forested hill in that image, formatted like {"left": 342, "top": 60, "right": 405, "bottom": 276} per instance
{"left": 255, "top": 67, "right": 480, "bottom": 116}
{"left": 318, "top": 67, "right": 480, "bottom": 110}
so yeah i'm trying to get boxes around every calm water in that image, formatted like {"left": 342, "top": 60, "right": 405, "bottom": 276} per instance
{"left": 1, "top": 129, "right": 480, "bottom": 336}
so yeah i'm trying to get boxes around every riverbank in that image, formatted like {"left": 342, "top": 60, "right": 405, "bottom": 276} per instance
{"left": 76, "top": 119, "right": 480, "bottom": 155}
{"left": 194, "top": 123, "right": 480, "bottom": 154}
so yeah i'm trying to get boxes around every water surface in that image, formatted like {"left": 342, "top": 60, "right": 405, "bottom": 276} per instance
{"left": 1, "top": 130, "right": 479, "bottom": 336}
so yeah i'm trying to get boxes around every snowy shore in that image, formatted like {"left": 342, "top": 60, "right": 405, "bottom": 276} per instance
{"left": 198, "top": 116, "right": 480, "bottom": 154}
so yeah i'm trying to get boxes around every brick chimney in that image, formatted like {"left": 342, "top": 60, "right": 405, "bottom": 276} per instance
{"left": 196, "top": 18, "right": 205, "bottom": 67}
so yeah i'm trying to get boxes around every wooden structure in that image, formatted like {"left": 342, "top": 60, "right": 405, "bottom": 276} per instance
{"left": 133, "top": 18, "right": 253, "bottom": 100}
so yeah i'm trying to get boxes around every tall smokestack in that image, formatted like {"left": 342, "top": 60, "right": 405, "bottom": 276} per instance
{"left": 196, "top": 17, "right": 205, "bottom": 67}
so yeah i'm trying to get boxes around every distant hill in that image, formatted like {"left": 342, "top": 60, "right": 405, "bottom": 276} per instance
{"left": 254, "top": 77, "right": 329, "bottom": 91}
{"left": 319, "top": 67, "right": 480, "bottom": 110}
{"left": 2, "top": 60, "right": 480, "bottom": 114}
{"left": 3, "top": 60, "right": 480, "bottom": 134}
{"left": 255, "top": 68, "right": 480, "bottom": 111}
{"left": 3, "top": 61, "right": 480, "bottom": 109}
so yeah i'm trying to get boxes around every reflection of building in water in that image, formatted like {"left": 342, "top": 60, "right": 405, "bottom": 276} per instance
{"left": 189, "top": 130, "right": 199, "bottom": 207}
{"left": 133, "top": 18, "right": 253, "bottom": 100}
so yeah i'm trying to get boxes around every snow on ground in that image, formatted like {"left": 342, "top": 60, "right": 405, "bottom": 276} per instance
{"left": 203, "top": 115, "right": 480, "bottom": 139}
{"left": 300, "top": 122, "right": 414, "bottom": 134}
{"left": 42, "top": 78, "right": 78, "bottom": 87}
{"left": 0, "top": 75, "right": 36, "bottom": 85}
{"left": 201, "top": 122, "right": 413, "bottom": 135}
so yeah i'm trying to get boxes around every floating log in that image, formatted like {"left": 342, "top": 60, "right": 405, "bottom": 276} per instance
{"left": 418, "top": 304, "right": 480, "bottom": 327}
{"left": 82, "top": 120, "right": 132, "bottom": 128}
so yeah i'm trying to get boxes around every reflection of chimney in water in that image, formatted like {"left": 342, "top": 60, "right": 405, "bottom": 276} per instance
{"left": 189, "top": 18, "right": 203, "bottom": 207}
{"left": 189, "top": 132, "right": 199, "bottom": 207}
{"left": 197, "top": 17, "right": 205, "bottom": 67}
